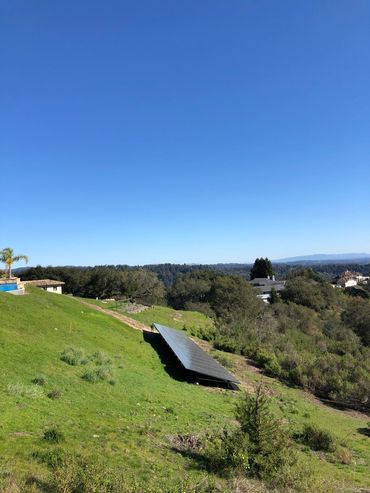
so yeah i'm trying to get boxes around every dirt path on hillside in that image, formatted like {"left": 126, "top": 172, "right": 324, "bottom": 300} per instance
{"left": 75, "top": 299, "right": 369, "bottom": 419}
{"left": 77, "top": 299, "right": 155, "bottom": 332}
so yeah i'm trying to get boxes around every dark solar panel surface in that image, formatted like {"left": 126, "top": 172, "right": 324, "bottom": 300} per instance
{"left": 153, "top": 323, "right": 239, "bottom": 383}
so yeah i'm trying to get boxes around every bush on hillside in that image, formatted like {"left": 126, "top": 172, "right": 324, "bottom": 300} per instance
{"left": 82, "top": 364, "right": 114, "bottom": 383}
{"left": 47, "top": 388, "right": 63, "bottom": 400}
{"left": 60, "top": 346, "right": 88, "bottom": 366}
{"left": 91, "top": 351, "right": 112, "bottom": 366}
{"left": 341, "top": 299, "right": 370, "bottom": 346}
{"left": 43, "top": 427, "right": 65, "bottom": 444}
{"left": 213, "top": 337, "right": 241, "bottom": 354}
{"left": 281, "top": 276, "right": 337, "bottom": 311}
{"left": 295, "top": 424, "right": 336, "bottom": 452}
{"left": 205, "top": 385, "right": 306, "bottom": 489}
{"left": 31, "top": 374, "right": 47, "bottom": 386}
{"left": 253, "top": 349, "right": 282, "bottom": 377}
{"left": 212, "top": 352, "right": 234, "bottom": 369}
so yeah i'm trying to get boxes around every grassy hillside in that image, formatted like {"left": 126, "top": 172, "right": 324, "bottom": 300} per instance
{"left": 0, "top": 289, "right": 232, "bottom": 491}
{"left": 83, "top": 299, "right": 214, "bottom": 334}
{"left": 1, "top": 290, "right": 369, "bottom": 492}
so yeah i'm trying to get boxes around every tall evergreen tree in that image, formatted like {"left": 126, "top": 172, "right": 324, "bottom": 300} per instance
{"left": 250, "top": 257, "right": 274, "bottom": 280}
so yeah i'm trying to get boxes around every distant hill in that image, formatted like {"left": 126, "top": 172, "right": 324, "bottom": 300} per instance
{"left": 274, "top": 253, "right": 370, "bottom": 264}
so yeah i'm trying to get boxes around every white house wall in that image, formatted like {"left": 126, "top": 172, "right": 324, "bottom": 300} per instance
{"left": 44, "top": 286, "right": 63, "bottom": 294}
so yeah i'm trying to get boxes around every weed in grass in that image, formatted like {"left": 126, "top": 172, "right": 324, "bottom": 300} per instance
{"left": 43, "top": 427, "right": 65, "bottom": 444}
{"left": 31, "top": 374, "right": 47, "bottom": 386}
{"left": 47, "top": 388, "right": 63, "bottom": 400}
{"left": 32, "top": 447, "right": 67, "bottom": 468}
{"left": 7, "top": 383, "right": 44, "bottom": 399}
{"left": 52, "top": 454, "right": 80, "bottom": 492}
{"left": 95, "top": 364, "right": 114, "bottom": 381}
{"left": 91, "top": 350, "right": 112, "bottom": 365}
{"left": 81, "top": 369, "right": 99, "bottom": 383}
{"left": 0, "top": 471, "right": 23, "bottom": 493}
{"left": 82, "top": 364, "right": 114, "bottom": 383}
{"left": 60, "top": 346, "right": 88, "bottom": 366}
{"left": 335, "top": 447, "right": 353, "bottom": 465}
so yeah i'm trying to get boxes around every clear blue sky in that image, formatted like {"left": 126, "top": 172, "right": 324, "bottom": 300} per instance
{"left": 1, "top": 0, "right": 369, "bottom": 266}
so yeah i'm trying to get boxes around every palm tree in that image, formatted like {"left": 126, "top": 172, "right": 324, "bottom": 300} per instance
{"left": 0, "top": 247, "right": 29, "bottom": 279}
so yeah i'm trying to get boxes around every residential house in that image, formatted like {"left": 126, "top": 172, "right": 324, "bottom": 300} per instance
{"left": 334, "top": 270, "right": 369, "bottom": 288}
{"left": 24, "top": 279, "right": 65, "bottom": 294}
{"left": 249, "top": 276, "right": 286, "bottom": 303}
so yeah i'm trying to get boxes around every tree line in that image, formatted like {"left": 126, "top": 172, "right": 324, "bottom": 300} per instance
{"left": 21, "top": 262, "right": 370, "bottom": 411}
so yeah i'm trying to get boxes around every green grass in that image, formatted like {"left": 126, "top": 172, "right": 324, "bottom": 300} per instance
{"left": 83, "top": 299, "right": 215, "bottom": 343}
{"left": 1, "top": 289, "right": 369, "bottom": 491}
{"left": 84, "top": 298, "right": 214, "bottom": 333}
{"left": 0, "top": 288, "right": 233, "bottom": 489}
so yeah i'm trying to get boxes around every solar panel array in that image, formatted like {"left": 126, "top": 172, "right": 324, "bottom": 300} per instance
{"left": 153, "top": 323, "right": 239, "bottom": 384}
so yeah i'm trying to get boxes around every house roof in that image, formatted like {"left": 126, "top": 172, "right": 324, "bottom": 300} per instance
{"left": 24, "top": 279, "right": 65, "bottom": 287}
{"left": 249, "top": 278, "right": 285, "bottom": 292}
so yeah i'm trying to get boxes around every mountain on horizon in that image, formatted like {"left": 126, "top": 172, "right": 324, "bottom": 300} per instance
{"left": 274, "top": 253, "right": 370, "bottom": 264}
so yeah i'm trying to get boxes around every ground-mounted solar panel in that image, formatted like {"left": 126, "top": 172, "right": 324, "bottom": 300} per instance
{"left": 153, "top": 323, "right": 239, "bottom": 384}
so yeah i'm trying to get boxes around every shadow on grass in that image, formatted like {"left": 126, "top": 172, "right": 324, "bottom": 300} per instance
{"left": 357, "top": 427, "right": 370, "bottom": 437}
{"left": 170, "top": 446, "right": 231, "bottom": 479}
{"left": 143, "top": 331, "right": 188, "bottom": 383}
{"left": 25, "top": 475, "right": 53, "bottom": 492}
{"left": 143, "top": 332, "right": 239, "bottom": 390}
{"left": 317, "top": 397, "right": 370, "bottom": 415}
{"left": 170, "top": 446, "right": 209, "bottom": 472}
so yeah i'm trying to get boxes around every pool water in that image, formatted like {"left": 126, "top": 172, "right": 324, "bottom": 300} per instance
{"left": 0, "top": 283, "right": 18, "bottom": 292}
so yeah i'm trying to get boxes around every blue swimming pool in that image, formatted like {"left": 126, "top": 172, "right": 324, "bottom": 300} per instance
{"left": 0, "top": 283, "right": 18, "bottom": 292}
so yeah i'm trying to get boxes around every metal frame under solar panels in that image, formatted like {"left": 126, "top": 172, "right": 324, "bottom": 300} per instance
{"left": 153, "top": 323, "right": 239, "bottom": 384}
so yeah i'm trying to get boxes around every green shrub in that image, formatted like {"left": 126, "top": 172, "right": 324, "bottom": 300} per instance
{"left": 235, "top": 386, "right": 294, "bottom": 479}
{"left": 82, "top": 364, "right": 114, "bottom": 383}
{"left": 47, "top": 388, "right": 63, "bottom": 400}
{"left": 212, "top": 352, "right": 234, "bottom": 369}
{"left": 296, "top": 424, "right": 336, "bottom": 452}
{"left": 254, "top": 349, "right": 282, "bottom": 377}
{"left": 31, "top": 374, "right": 47, "bottom": 386}
{"left": 60, "top": 346, "right": 87, "bottom": 366}
{"left": 204, "top": 386, "right": 315, "bottom": 491}
{"left": 95, "top": 364, "right": 114, "bottom": 381}
{"left": 32, "top": 447, "right": 68, "bottom": 467}
{"left": 205, "top": 428, "right": 250, "bottom": 473}
{"left": 91, "top": 351, "right": 112, "bottom": 366}
{"left": 81, "top": 369, "right": 99, "bottom": 383}
{"left": 213, "top": 337, "right": 240, "bottom": 354}
{"left": 205, "top": 385, "right": 306, "bottom": 489}
{"left": 43, "top": 427, "right": 65, "bottom": 444}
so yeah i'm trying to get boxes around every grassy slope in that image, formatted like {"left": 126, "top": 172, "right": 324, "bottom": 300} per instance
{"left": 84, "top": 299, "right": 370, "bottom": 489}
{"left": 1, "top": 290, "right": 369, "bottom": 490}
{"left": 0, "top": 289, "right": 232, "bottom": 487}
{"left": 83, "top": 299, "right": 214, "bottom": 332}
